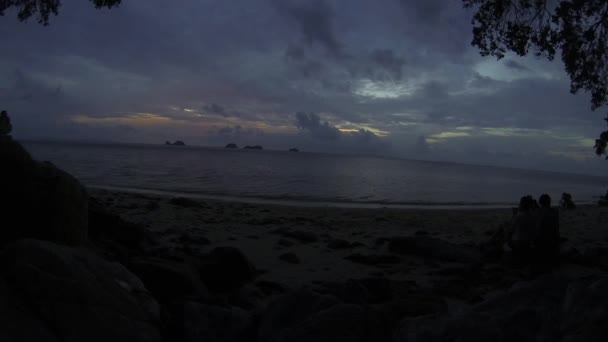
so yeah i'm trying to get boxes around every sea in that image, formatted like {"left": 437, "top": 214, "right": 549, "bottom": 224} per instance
{"left": 22, "top": 141, "right": 608, "bottom": 208}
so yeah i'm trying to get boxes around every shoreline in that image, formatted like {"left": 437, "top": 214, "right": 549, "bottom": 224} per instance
{"left": 89, "top": 185, "right": 522, "bottom": 210}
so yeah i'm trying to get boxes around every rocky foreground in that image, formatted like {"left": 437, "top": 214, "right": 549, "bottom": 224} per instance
{"left": 2, "top": 133, "right": 608, "bottom": 341}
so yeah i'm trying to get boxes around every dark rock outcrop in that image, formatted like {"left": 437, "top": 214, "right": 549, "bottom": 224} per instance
{"left": 0, "top": 136, "right": 88, "bottom": 246}
{"left": 0, "top": 239, "right": 161, "bottom": 342}
{"left": 289, "top": 148, "right": 299, "bottom": 152}
{"left": 225, "top": 143, "right": 238, "bottom": 148}
{"left": 197, "top": 246, "right": 256, "bottom": 292}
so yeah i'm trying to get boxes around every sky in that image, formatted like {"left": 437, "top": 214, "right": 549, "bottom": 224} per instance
{"left": 1, "top": 0, "right": 607, "bottom": 175}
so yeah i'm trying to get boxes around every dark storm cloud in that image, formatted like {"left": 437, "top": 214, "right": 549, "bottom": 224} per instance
{"left": 295, "top": 112, "right": 341, "bottom": 140}
{"left": 203, "top": 103, "right": 226, "bottom": 116}
{"left": 216, "top": 125, "right": 262, "bottom": 137}
{"left": 369, "top": 49, "right": 406, "bottom": 80}
{"left": 273, "top": 0, "right": 343, "bottom": 58}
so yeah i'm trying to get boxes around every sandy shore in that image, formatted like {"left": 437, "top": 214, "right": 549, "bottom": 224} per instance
{"left": 89, "top": 187, "right": 608, "bottom": 294}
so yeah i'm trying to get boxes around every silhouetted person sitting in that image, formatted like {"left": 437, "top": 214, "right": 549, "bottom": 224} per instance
{"left": 506, "top": 195, "right": 538, "bottom": 264}
{"left": 560, "top": 192, "right": 576, "bottom": 210}
{"left": 0, "top": 110, "right": 11, "bottom": 136}
{"left": 534, "top": 194, "right": 560, "bottom": 266}
{"left": 599, "top": 190, "right": 608, "bottom": 207}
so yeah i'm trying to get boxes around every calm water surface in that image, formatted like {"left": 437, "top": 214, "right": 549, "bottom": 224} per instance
{"left": 22, "top": 141, "right": 608, "bottom": 206}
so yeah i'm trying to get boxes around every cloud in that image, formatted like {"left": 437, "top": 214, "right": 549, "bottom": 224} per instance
{"left": 295, "top": 112, "right": 341, "bottom": 140}
{"left": 0, "top": 0, "right": 606, "bottom": 175}
{"left": 273, "top": 0, "right": 343, "bottom": 58}
{"left": 203, "top": 103, "right": 226, "bottom": 116}
{"left": 504, "top": 59, "right": 530, "bottom": 71}
{"left": 368, "top": 49, "right": 406, "bottom": 80}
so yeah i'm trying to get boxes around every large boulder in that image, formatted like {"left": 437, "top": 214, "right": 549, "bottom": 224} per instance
{"left": 0, "top": 136, "right": 88, "bottom": 246}
{"left": 128, "top": 258, "right": 207, "bottom": 303}
{"left": 258, "top": 288, "right": 367, "bottom": 342}
{"left": 88, "top": 197, "right": 152, "bottom": 249}
{"left": 164, "top": 302, "right": 252, "bottom": 342}
{"left": 0, "top": 239, "right": 161, "bottom": 342}
{"left": 0, "top": 276, "right": 60, "bottom": 342}
{"left": 197, "top": 246, "right": 257, "bottom": 292}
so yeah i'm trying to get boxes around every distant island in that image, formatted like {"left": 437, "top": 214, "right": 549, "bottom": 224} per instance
{"left": 165, "top": 140, "right": 186, "bottom": 146}
{"left": 225, "top": 143, "right": 238, "bottom": 149}
{"left": 243, "top": 145, "right": 263, "bottom": 150}
{"left": 289, "top": 148, "right": 299, "bottom": 152}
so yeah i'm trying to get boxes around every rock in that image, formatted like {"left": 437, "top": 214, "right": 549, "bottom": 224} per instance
{"left": 289, "top": 148, "right": 299, "bottom": 152}
{"left": 165, "top": 140, "right": 186, "bottom": 146}
{"left": 243, "top": 145, "right": 263, "bottom": 150}
{"left": 327, "top": 238, "right": 356, "bottom": 250}
{"left": 561, "top": 276, "right": 608, "bottom": 339}
{"left": 358, "top": 277, "right": 392, "bottom": 303}
{"left": 277, "top": 238, "right": 295, "bottom": 247}
{"left": 198, "top": 246, "right": 256, "bottom": 292}
{"left": 0, "top": 276, "right": 60, "bottom": 342}
{"left": 314, "top": 279, "right": 369, "bottom": 306}
{"left": 169, "top": 197, "right": 203, "bottom": 208}
{"left": 394, "top": 274, "right": 571, "bottom": 342}
{"left": 258, "top": 288, "right": 367, "bottom": 342}
{"left": 344, "top": 253, "right": 401, "bottom": 265}
{"left": 255, "top": 280, "right": 287, "bottom": 296}
{"left": 388, "top": 236, "right": 480, "bottom": 263}
{"left": 272, "top": 228, "right": 318, "bottom": 243}
{"left": 279, "top": 252, "right": 300, "bottom": 264}
{"left": 178, "top": 232, "right": 210, "bottom": 245}
{"left": 1, "top": 239, "right": 161, "bottom": 342}
{"left": 88, "top": 197, "right": 153, "bottom": 249}
{"left": 0, "top": 110, "right": 11, "bottom": 136}
{"left": 0, "top": 137, "right": 88, "bottom": 246}
{"left": 396, "top": 312, "right": 502, "bottom": 342}
{"left": 128, "top": 258, "right": 207, "bottom": 303}
{"left": 225, "top": 143, "right": 238, "bottom": 148}
{"left": 165, "top": 302, "right": 252, "bottom": 342}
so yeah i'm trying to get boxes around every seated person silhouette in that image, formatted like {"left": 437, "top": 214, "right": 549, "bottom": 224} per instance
{"left": 506, "top": 195, "right": 538, "bottom": 264}
{"left": 534, "top": 194, "right": 560, "bottom": 265}
{"left": 560, "top": 192, "right": 576, "bottom": 210}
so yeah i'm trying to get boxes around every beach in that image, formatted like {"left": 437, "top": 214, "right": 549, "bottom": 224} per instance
{"left": 89, "top": 187, "right": 608, "bottom": 294}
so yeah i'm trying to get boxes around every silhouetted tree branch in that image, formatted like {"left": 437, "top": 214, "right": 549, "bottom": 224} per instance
{"left": 0, "top": 0, "right": 121, "bottom": 25}
{"left": 463, "top": 0, "right": 608, "bottom": 157}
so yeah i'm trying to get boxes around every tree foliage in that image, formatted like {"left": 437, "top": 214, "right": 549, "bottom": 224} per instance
{"left": 0, "top": 0, "right": 121, "bottom": 25}
{"left": 463, "top": 0, "right": 608, "bottom": 157}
